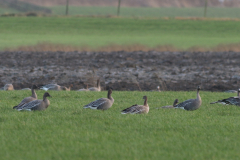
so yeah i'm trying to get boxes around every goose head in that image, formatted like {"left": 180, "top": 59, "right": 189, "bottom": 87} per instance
{"left": 197, "top": 86, "right": 201, "bottom": 91}
{"left": 43, "top": 92, "right": 52, "bottom": 98}
{"left": 32, "top": 84, "right": 39, "bottom": 89}
{"left": 143, "top": 95, "right": 147, "bottom": 100}
{"left": 173, "top": 99, "right": 178, "bottom": 106}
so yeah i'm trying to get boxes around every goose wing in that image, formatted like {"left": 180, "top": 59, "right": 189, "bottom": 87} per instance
{"left": 211, "top": 97, "right": 240, "bottom": 106}
{"left": 175, "top": 99, "right": 195, "bottom": 110}
{"left": 121, "top": 104, "right": 145, "bottom": 114}
{"left": 84, "top": 98, "right": 108, "bottom": 109}
{"left": 13, "top": 97, "right": 35, "bottom": 109}
{"left": 17, "top": 100, "right": 42, "bottom": 111}
{"left": 40, "top": 84, "right": 57, "bottom": 91}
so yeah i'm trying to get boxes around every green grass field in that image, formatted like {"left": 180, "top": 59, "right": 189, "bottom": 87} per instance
{"left": 1, "top": 17, "right": 240, "bottom": 50}
{"left": 0, "top": 90, "right": 240, "bottom": 159}
{"left": 51, "top": 6, "right": 240, "bottom": 18}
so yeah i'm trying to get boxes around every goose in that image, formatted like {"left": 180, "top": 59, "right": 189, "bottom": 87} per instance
{"left": 40, "top": 84, "right": 70, "bottom": 91}
{"left": 174, "top": 86, "right": 202, "bottom": 111}
{"left": 210, "top": 88, "right": 240, "bottom": 106}
{"left": 78, "top": 84, "right": 89, "bottom": 91}
{"left": 83, "top": 89, "right": 114, "bottom": 110}
{"left": 13, "top": 85, "right": 39, "bottom": 109}
{"left": 17, "top": 92, "right": 51, "bottom": 111}
{"left": 4, "top": 84, "right": 14, "bottom": 91}
{"left": 89, "top": 79, "right": 101, "bottom": 91}
{"left": 157, "top": 86, "right": 161, "bottom": 92}
{"left": 121, "top": 96, "right": 149, "bottom": 114}
{"left": 224, "top": 90, "right": 237, "bottom": 93}
{"left": 21, "top": 88, "right": 31, "bottom": 90}
{"left": 161, "top": 99, "right": 179, "bottom": 109}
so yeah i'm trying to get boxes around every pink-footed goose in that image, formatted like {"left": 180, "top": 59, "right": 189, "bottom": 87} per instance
{"left": 83, "top": 89, "right": 114, "bottom": 110}
{"left": 17, "top": 92, "right": 51, "bottom": 111}
{"left": 210, "top": 88, "right": 240, "bottom": 106}
{"left": 161, "top": 99, "right": 179, "bottom": 109}
{"left": 40, "top": 84, "right": 70, "bottom": 91}
{"left": 89, "top": 79, "right": 101, "bottom": 91}
{"left": 4, "top": 84, "right": 14, "bottom": 91}
{"left": 78, "top": 84, "right": 89, "bottom": 91}
{"left": 121, "top": 96, "right": 149, "bottom": 114}
{"left": 174, "top": 86, "right": 202, "bottom": 111}
{"left": 13, "top": 85, "right": 39, "bottom": 109}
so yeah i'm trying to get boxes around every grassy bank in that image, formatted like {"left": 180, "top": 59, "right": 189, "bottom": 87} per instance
{"left": 1, "top": 17, "right": 240, "bottom": 50}
{"left": 0, "top": 90, "right": 240, "bottom": 159}
{"left": 51, "top": 6, "right": 240, "bottom": 18}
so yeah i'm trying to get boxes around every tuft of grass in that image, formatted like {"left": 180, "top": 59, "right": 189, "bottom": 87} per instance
{"left": 0, "top": 90, "right": 240, "bottom": 159}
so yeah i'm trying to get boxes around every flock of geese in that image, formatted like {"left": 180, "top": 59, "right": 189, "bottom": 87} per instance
{"left": 1, "top": 80, "right": 240, "bottom": 113}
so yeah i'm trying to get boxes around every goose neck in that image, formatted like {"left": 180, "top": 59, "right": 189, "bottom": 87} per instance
{"left": 31, "top": 88, "right": 37, "bottom": 99}
{"left": 144, "top": 97, "right": 148, "bottom": 106}
{"left": 196, "top": 89, "right": 201, "bottom": 100}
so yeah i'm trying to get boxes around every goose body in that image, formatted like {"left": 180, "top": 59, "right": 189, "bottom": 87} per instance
{"left": 210, "top": 89, "right": 240, "bottom": 106}
{"left": 161, "top": 99, "right": 178, "bottom": 109}
{"left": 78, "top": 84, "right": 89, "bottom": 91}
{"left": 89, "top": 79, "right": 101, "bottom": 91}
{"left": 174, "top": 86, "right": 202, "bottom": 111}
{"left": 4, "top": 84, "right": 14, "bottom": 91}
{"left": 13, "top": 85, "right": 39, "bottom": 109}
{"left": 40, "top": 84, "right": 70, "bottom": 91}
{"left": 17, "top": 92, "right": 51, "bottom": 111}
{"left": 121, "top": 96, "right": 149, "bottom": 114}
{"left": 21, "top": 88, "right": 31, "bottom": 90}
{"left": 83, "top": 89, "right": 114, "bottom": 110}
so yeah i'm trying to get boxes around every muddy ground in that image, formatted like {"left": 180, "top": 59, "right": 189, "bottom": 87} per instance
{"left": 0, "top": 51, "right": 240, "bottom": 91}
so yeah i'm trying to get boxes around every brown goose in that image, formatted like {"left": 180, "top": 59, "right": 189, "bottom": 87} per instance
{"left": 174, "top": 86, "right": 202, "bottom": 111}
{"left": 78, "top": 84, "right": 89, "bottom": 91}
{"left": 161, "top": 99, "right": 179, "bottom": 109}
{"left": 89, "top": 79, "right": 101, "bottom": 91}
{"left": 4, "top": 84, "right": 14, "bottom": 91}
{"left": 13, "top": 85, "right": 39, "bottom": 109}
{"left": 83, "top": 89, "right": 114, "bottom": 110}
{"left": 17, "top": 92, "right": 51, "bottom": 111}
{"left": 121, "top": 96, "right": 149, "bottom": 114}
{"left": 210, "top": 88, "right": 240, "bottom": 106}
{"left": 40, "top": 84, "right": 70, "bottom": 91}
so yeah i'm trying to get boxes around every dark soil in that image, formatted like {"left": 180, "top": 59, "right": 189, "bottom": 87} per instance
{"left": 0, "top": 51, "right": 240, "bottom": 91}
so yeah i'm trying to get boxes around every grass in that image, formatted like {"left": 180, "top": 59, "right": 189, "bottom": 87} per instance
{"left": 51, "top": 6, "right": 240, "bottom": 18}
{"left": 1, "top": 16, "right": 240, "bottom": 50}
{"left": 0, "top": 90, "right": 240, "bottom": 159}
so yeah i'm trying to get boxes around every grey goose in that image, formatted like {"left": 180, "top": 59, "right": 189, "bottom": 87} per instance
{"left": 40, "top": 84, "right": 70, "bottom": 91}
{"left": 210, "top": 88, "right": 240, "bottom": 106}
{"left": 157, "top": 86, "right": 161, "bottom": 92}
{"left": 224, "top": 90, "right": 237, "bottom": 93}
{"left": 89, "top": 79, "right": 101, "bottom": 91}
{"left": 17, "top": 92, "right": 51, "bottom": 111}
{"left": 78, "top": 84, "right": 89, "bottom": 91}
{"left": 21, "top": 88, "right": 31, "bottom": 90}
{"left": 161, "top": 99, "right": 179, "bottom": 109}
{"left": 121, "top": 96, "right": 149, "bottom": 114}
{"left": 83, "top": 89, "right": 114, "bottom": 110}
{"left": 4, "top": 84, "right": 14, "bottom": 91}
{"left": 174, "top": 86, "right": 202, "bottom": 111}
{"left": 13, "top": 85, "right": 39, "bottom": 109}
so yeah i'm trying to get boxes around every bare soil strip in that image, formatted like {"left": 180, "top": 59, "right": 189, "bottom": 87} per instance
{"left": 1, "top": 51, "right": 240, "bottom": 91}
